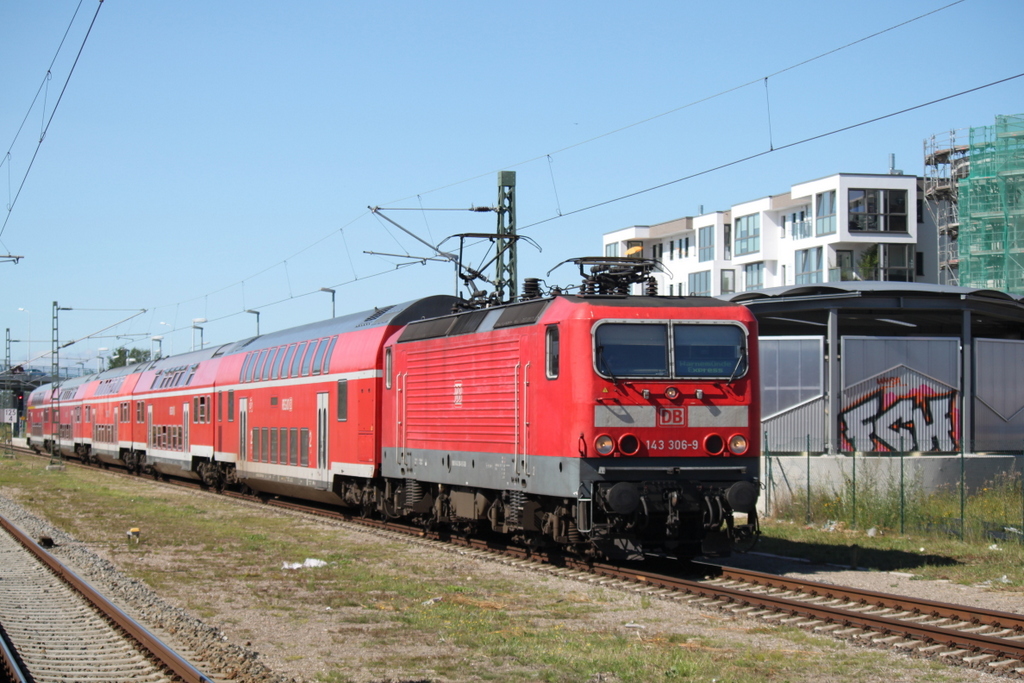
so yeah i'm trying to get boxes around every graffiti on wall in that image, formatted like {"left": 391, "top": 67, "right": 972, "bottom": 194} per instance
{"left": 839, "top": 366, "right": 959, "bottom": 452}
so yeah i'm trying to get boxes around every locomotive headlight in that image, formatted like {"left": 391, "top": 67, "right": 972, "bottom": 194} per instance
{"left": 664, "top": 386, "right": 680, "bottom": 400}
{"left": 595, "top": 434, "right": 615, "bottom": 456}
{"left": 728, "top": 434, "right": 748, "bottom": 455}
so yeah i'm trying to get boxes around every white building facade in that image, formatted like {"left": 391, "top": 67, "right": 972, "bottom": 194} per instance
{"left": 603, "top": 173, "right": 937, "bottom": 295}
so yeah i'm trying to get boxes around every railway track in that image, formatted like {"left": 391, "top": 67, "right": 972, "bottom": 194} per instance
{"left": 0, "top": 511, "right": 215, "bottom": 683}
{"left": 9, "top": 442, "right": 1024, "bottom": 677}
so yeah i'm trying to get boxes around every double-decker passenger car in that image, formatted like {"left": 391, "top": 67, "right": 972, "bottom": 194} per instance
{"left": 27, "top": 272, "right": 759, "bottom": 559}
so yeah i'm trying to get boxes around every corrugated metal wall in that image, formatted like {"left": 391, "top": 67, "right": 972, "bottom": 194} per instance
{"left": 761, "top": 337, "right": 825, "bottom": 453}
{"left": 975, "top": 338, "right": 1024, "bottom": 452}
{"left": 840, "top": 337, "right": 960, "bottom": 453}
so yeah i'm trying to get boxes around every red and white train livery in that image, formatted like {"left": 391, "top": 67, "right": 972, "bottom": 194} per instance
{"left": 27, "top": 290, "right": 760, "bottom": 559}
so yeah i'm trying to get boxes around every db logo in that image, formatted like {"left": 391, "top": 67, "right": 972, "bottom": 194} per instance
{"left": 658, "top": 407, "right": 685, "bottom": 426}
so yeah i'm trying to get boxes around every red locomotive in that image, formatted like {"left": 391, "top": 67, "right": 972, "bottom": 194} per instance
{"left": 26, "top": 260, "right": 760, "bottom": 559}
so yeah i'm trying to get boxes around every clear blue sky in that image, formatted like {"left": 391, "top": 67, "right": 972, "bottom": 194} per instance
{"left": 2, "top": 0, "right": 1021, "bottom": 370}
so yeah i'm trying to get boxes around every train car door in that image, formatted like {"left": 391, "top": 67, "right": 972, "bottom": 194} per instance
{"left": 183, "top": 402, "right": 190, "bottom": 456}
{"left": 238, "top": 397, "right": 248, "bottom": 461}
{"left": 316, "top": 392, "right": 329, "bottom": 488}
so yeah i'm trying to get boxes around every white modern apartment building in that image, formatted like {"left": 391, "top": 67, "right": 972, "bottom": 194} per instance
{"left": 602, "top": 173, "right": 937, "bottom": 295}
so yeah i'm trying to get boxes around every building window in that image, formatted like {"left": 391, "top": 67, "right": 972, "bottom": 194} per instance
{"left": 816, "top": 191, "right": 836, "bottom": 235}
{"left": 880, "top": 243, "right": 915, "bottom": 282}
{"left": 688, "top": 270, "right": 711, "bottom": 296}
{"left": 723, "top": 225, "right": 731, "bottom": 260}
{"left": 698, "top": 226, "right": 715, "bottom": 262}
{"left": 848, "top": 189, "right": 908, "bottom": 232}
{"left": 605, "top": 242, "right": 619, "bottom": 257}
{"left": 795, "top": 247, "right": 823, "bottom": 284}
{"left": 721, "top": 269, "right": 735, "bottom": 294}
{"left": 734, "top": 214, "right": 760, "bottom": 255}
{"left": 743, "top": 262, "right": 764, "bottom": 290}
{"left": 791, "top": 209, "right": 811, "bottom": 239}
{"left": 626, "top": 240, "right": 644, "bottom": 258}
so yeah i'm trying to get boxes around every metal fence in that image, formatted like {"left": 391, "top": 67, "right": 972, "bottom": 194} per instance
{"left": 762, "top": 445, "right": 1024, "bottom": 543}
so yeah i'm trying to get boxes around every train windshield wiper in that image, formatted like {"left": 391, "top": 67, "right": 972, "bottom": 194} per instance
{"left": 727, "top": 347, "right": 747, "bottom": 383}
{"left": 597, "top": 345, "right": 618, "bottom": 381}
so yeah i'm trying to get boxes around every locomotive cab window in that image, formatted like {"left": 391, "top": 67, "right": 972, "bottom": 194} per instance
{"left": 594, "top": 321, "right": 748, "bottom": 380}
{"left": 673, "top": 323, "right": 747, "bottom": 378}
{"left": 545, "top": 326, "right": 559, "bottom": 379}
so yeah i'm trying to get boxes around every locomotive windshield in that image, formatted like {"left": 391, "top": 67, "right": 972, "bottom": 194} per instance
{"left": 594, "top": 322, "right": 747, "bottom": 380}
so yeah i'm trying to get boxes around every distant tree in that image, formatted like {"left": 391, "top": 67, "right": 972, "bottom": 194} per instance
{"left": 107, "top": 346, "right": 152, "bottom": 369}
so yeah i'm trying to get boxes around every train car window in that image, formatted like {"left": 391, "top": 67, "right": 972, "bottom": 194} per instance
{"left": 252, "top": 428, "right": 260, "bottom": 462}
{"left": 320, "top": 336, "right": 337, "bottom": 375}
{"left": 262, "top": 348, "right": 279, "bottom": 381}
{"left": 311, "top": 338, "right": 329, "bottom": 375}
{"left": 290, "top": 342, "right": 308, "bottom": 378}
{"left": 239, "top": 352, "right": 255, "bottom": 383}
{"left": 217, "top": 393, "right": 222, "bottom": 422}
{"left": 269, "top": 347, "right": 285, "bottom": 380}
{"left": 303, "top": 339, "right": 322, "bottom": 376}
{"left": 385, "top": 348, "right": 393, "bottom": 389}
{"left": 270, "top": 428, "right": 278, "bottom": 464}
{"left": 252, "top": 350, "right": 269, "bottom": 383}
{"left": 228, "top": 391, "right": 235, "bottom": 422}
{"left": 136, "top": 401, "right": 144, "bottom": 423}
{"left": 289, "top": 428, "right": 298, "bottom": 465}
{"left": 673, "top": 324, "right": 747, "bottom": 379}
{"left": 337, "top": 380, "right": 348, "bottom": 421}
{"left": 299, "top": 428, "right": 309, "bottom": 466}
{"left": 261, "top": 427, "right": 270, "bottom": 462}
{"left": 280, "top": 344, "right": 297, "bottom": 379}
{"left": 545, "top": 326, "right": 559, "bottom": 379}
{"left": 594, "top": 323, "right": 669, "bottom": 378}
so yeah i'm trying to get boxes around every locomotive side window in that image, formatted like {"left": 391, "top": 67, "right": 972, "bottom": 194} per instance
{"left": 594, "top": 323, "right": 669, "bottom": 377}
{"left": 227, "top": 391, "right": 235, "bottom": 422}
{"left": 545, "top": 326, "right": 559, "bottom": 379}
{"left": 336, "top": 380, "right": 348, "bottom": 421}
{"left": 673, "top": 324, "right": 747, "bottom": 379}
{"left": 385, "top": 348, "right": 393, "bottom": 389}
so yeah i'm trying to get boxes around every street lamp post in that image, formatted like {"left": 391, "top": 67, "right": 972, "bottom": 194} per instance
{"left": 320, "top": 288, "right": 336, "bottom": 318}
{"left": 191, "top": 318, "right": 206, "bottom": 351}
{"left": 17, "top": 307, "right": 30, "bottom": 368}
{"left": 246, "top": 309, "right": 261, "bottom": 336}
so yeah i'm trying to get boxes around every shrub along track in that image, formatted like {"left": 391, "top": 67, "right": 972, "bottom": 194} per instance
{"left": 11, "top": 443, "right": 1024, "bottom": 678}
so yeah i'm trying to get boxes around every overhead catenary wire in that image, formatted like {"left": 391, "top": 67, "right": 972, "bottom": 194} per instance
{"left": 17, "top": 0, "right": 983, "bottom": 353}
{"left": 376, "top": 0, "right": 969, "bottom": 207}
{"left": 87, "top": 0, "right": 971, "bottom": 327}
{"left": 0, "top": 0, "right": 104, "bottom": 241}
{"left": 519, "top": 72, "right": 1024, "bottom": 232}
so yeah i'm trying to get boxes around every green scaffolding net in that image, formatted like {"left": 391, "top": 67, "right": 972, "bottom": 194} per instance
{"left": 958, "top": 114, "right": 1024, "bottom": 293}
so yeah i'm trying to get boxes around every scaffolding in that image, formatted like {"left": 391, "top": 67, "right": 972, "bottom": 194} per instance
{"left": 958, "top": 114, "right": 1024, "bottom": 294}
{"left": 924, "top": 129, "right": 970, "bottom": 285}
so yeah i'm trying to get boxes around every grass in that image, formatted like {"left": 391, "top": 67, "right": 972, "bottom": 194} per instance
{"left": 0, "top": 453, "right": 1004, "bottom": 683}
